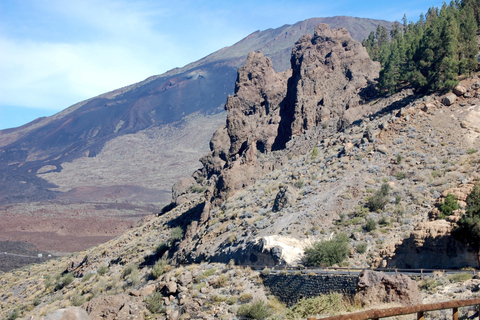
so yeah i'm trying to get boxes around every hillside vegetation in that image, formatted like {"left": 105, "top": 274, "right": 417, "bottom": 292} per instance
{"left": 363, "top": 0, "right": 479, "bottom": 93}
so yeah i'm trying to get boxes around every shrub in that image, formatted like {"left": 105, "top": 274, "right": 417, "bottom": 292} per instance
{"left": 82, "top": 272, "right": 95, "bottom": 282}
{"left": 202, "top": 268, "right": 217, "bottom": 278}
{"left": 169, "top": 226, "right": 184, "bottom": 242}
{"left": 122, "top": 265, "right": 136, "bottom": 279}
{"left": 227, "top": 296, "right": 239, "bottom": 305}
{"left": 311, "top": 146, "right": 319, "bottom": 158}
{"left": 367, "top": 183, "right": 390, "bottom": 212}
{"left": 354, "top": 206, "right": 370, "bottom": 218}
{"left": 395, "top": 172, "right": 406, "bottom": 180}
{"left": 71, "top": 294, "right": 86, "bottom": 307}
{"left": 212, "top": 294, "right": 227, "bottom": 303}
{"left": 237, "top": 300, "right": 271, "bottom": 320}
{"left": 145, "top": 292, "right": 166, "bottom": 314}
{"left": 378, "top": 216, "right": 389, "bottom": 226}
{"left": 261, "top": 267, "right": 271, "bottom": 276}
{"left": 32, "top": 297, "right": 41, "bottom": 307}
{"left": 395, "top": 194, "right": 402, "bottom": 205}
{"left": 97, "top": 265, "right": 108, "bottom": 276}
{"left": 356, "top": 243, "right": 367, "bottom": 254}
{"left": 286, "top": 293, "right": 346, "bottom": 319}
{"left": 448, "top": 273, "right": 474, "bottom": 283}
{"left": 365, "top": 219, "right": 377, "bottom": 232}
{"left": 214, "top": 274, "right": 229, "bottom": 288}
{"left": 467, "top": 148, "right": 477, "bottom": 154}
{"left": 55, "top": 273, "right": 74, "bottom": 291}
{"left": 303, "top": 233, "right": 349, "bottom": 267}
{"left": 396, "top": 154, "right": 403, "bottom": 164}
{"left": 295, "top": 179, "right": 304, "bottom": 189}
{"left": 151, "top": 258, "right": 169, "bottom": 280}
{"left": 240, "top": 293, "right": 253, "bottom": 302}
{"left": 439, "top": 193, "right": 459, "bottom": 218}
{"left": 7, "top": 309, "right": 19, "bottom": 320}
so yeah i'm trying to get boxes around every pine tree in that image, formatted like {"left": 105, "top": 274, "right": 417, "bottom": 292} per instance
{"left": 458, "top": 4, "right": 478, "bottom": 75}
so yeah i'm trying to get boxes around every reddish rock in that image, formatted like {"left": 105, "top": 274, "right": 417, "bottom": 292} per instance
{"left": 356, "top": 270, "right": 422, "bottom": 306}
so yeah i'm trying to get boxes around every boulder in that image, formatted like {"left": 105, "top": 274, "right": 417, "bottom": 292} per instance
{"left": 84, "top": 294, "right": 144, "bottom": 320}
{"left": 356, "top": 270, "right": 422, "bottom": 306}
{"left": 453, "top": 85, "right": 467, "bottom": 96}
{"left": 442, "top": 93, "right": 457, "bottom": 106}
{"left": 172, "top": 177, "right": 196, "bottom": 205}
{"left": 272, "top": 186, "right": 298, "bottom": 212}
{"left": 44, "top": 307, "right": 90, "bottom": 320}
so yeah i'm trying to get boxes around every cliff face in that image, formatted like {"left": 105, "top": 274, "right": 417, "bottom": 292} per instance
{"left": 284, "top": 24, "right": 380, "bottom": 138}
{"left": 194, "top": 24, "right": 380, "bottom": 206}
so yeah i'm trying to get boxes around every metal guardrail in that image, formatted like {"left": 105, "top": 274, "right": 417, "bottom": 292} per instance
{"left": 307, "top": 297, "right": 480, "bottom": 320}
{"left": 253, "top": 265, "right": 478, "bottom": 277}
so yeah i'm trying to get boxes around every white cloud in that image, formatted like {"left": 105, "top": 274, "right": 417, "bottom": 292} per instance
{"left": 0, "top": 0, "right": 197, "bottom": 111}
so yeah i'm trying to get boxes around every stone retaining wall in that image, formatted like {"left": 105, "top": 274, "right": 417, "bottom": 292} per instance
{"left": 262, "top": 273, "right": 359, "bottom": 306}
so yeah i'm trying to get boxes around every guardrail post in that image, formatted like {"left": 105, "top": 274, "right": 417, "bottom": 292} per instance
{"left": 453, "top": 307, "right": 458, "bottom": 320}
{"left": 417, "top": 311, "right": 424, "bottom": 320}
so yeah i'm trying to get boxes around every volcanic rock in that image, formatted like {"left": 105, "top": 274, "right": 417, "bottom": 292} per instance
{"left": 356, "top": 270, "right": 422, "bottom": 306}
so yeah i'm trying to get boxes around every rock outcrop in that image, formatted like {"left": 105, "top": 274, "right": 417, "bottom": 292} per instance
{"left": 280, "top": 24, "right": 380, "bottom": 140}
{"left": 387, "top": 220, "right": 479, "bottom": 269}
{"left": 44, "top": 307, "right": 90, "bottom": 320}
{"left": 198, "top": 51, "right": 291, "bottom": 205}
{"left": 356, "top": 270, "right": 422, "bottom": 306}
{"left": 192, "top": 23, "right": 380, "bottom": 209}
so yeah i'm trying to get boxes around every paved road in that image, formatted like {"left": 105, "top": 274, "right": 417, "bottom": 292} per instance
{"left": 2, "top": 252, "right": 42, "bottom": 259}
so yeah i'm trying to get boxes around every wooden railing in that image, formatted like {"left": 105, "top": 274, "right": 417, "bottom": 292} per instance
{"left": 307, "top": 298, "right": 480, "bottom": 320}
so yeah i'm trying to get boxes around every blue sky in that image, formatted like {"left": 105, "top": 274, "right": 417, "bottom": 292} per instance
{"left": 0, "top": 0, "right": 446, "bottom": 130}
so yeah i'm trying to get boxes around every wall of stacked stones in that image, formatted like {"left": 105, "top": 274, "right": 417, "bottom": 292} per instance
{"left": 262, "top": 273, "right": 359, "bottom": 306}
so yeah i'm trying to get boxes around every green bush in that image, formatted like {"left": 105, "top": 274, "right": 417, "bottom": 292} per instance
{"left": 261, "top": 267, "right": 271, "bottom": 276}
{"left": 151, "top": 258, "right": 169, "bottom": 280}
{"left": 295, "top": 179, "right": 304, "bottom": 189}
{"left": 448, "top": 273, "right": 473, "bottom": 283}
{"left": 467, "top": 148, "right": 477, "bottom": 154}
{"left": 155, "top": 242, "right": 169, "bottom": 256}
{"left": 311, "top": 146, "right": 319, "bottom": 158}
{"left": 286, "top": 293, "right": 345, "bottom": 319}
{"left": 97, "top": 265, "right": 108, "bottom": 276}
{"left": 7, "top": 309, "right": 19, "bottom": 320}
{"left": 145, "top": 292, "right": 166, "bottom": 314}
{"left": 71, "top": 294, "right": 86, "bottom": 307}
{"left": 122, "top": 265, "right": 136, "bottom": 279}
{"left": 378, "top": 216, "right": 389, "bottom": 226}
{"left": 55, "top": 273, "right": 74, "bottom": 291}
{"left": 303, "top": 233, "right": 349, "bottom": 267}
{"left": 356, "top": 243, "right": 367, "bottom": 254}
{"left": 202, "top": 268, "right": 217, "bottom": 278}
{"left": 367, "top": 183, "right": 390, "bottom": 212}
{"left": 169, "top": 226, "right": 184, "bottom": 242}
{"left": 227, "top": 296, "right": 239, "bottom": 305}
{"left": 440, "top": 193, "right": 459, "bottom": 218}
{"left": 240, "top": 293, "right": 253, "bottom": 302}
{"left": 365, "top": 219, "right": 377, "bottom": 232}
{"left": 396, "top": 154, "right": 403, "bottom": 164}
{"left": 82, "top": 272, "right": 95, "bottom": 282}
{"left": 237, "top": 300, "right": 271, "bottom": 320}
{"left": 395, "top": 172, "right": 406, "bottom": 180}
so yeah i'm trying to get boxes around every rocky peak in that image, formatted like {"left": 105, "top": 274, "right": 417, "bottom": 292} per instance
{"left": 190, "top": 23, "right": 380, "bottom": 209}
{"left": 282, "top": 23, "right": 380, "bottom": 141}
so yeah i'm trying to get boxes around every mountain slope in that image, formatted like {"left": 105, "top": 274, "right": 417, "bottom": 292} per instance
{"left": 0, "top": 16, "right": 391, "bottom": 206}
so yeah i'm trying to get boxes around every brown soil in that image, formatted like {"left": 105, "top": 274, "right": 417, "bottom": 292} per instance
{"left": 0, "top": 201, "right": 156, "bottom": 254}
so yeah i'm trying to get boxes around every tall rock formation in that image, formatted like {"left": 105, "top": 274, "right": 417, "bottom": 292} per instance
{"left": 190, "top": 23, "right": 380, "bottom": 212}
{"left": 198, "top": 52, "right": 291, "bottom": 204}
{"left": 277, "top": 24, "right": 380, "bottom": 146}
